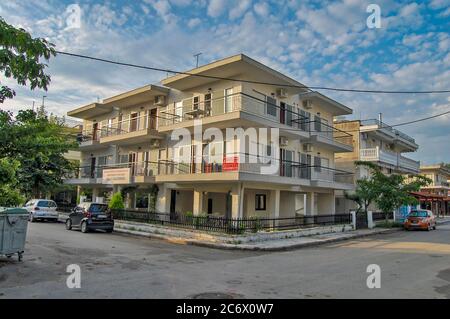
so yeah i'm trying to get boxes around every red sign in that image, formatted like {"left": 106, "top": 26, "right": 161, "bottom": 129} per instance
{"left": 223, "top": 156, "right": 239, "bottom": 171}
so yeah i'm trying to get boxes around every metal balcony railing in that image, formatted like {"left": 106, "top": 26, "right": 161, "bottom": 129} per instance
{"left": 360, "top": 119, "right": 416, "bottom": 144}
{"left": 157, "top": 152, "right": 354, "bottom": 184}
{"left": 359, "top": 146, "right": 420, "bottom": 172}
{"left": 74, "top": 161, "right": 158, "bottom": 179}
{"left": 100, "top": 115, "right": 157, "bottom": 138}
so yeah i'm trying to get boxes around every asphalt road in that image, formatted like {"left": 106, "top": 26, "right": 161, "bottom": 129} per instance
{"left": 1, "top": 222, "right": 450, "bottom": 299}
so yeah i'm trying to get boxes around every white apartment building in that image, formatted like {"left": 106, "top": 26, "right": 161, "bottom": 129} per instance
{"left": 66, "top": 54, "right": 355, "bottom": 220}
{"left": 334, "top": 117, "right": 420, "bottom": 213}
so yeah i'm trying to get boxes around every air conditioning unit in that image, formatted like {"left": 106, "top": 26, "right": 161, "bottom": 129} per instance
{"left": 276, "top": 88, "right": 288, "bottom": 98}
{"left": 303, "top": 143, "right": 314, "bottom": 153}
{"left": 279, "top": 136, "right": 289, "bottom": 147}
{"left": 302, "top": 99, "right": 313, "bottom": 109}
{"left": 154, "top": 95, "right": 166, "bottom": 106}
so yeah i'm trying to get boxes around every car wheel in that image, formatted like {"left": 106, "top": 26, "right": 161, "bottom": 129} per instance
{"left": 433, "top": 224, "right": 437, "bottom": 230}
{"left": 105, "top": 228, "right": 113, "bottom": 233}
{"left": 65, "top": 219, "right": 72, "bottom": 230}
{"left": 81, "top": 221, "right": 89, "bottom": 233}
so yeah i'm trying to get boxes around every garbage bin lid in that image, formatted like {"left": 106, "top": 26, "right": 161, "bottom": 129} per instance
{"left": 0, "top": 207, "right": 28, "bottom": 215}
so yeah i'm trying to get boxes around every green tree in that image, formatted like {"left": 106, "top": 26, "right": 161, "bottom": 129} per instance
{"left": 0, "top": 158, "right": 24, "bottom": 206}
{"left": 0, "top": 109, "right": 77, "bottom": 199}
{"left": 0, "top": 17, "right": 56, "bottom": 103}
{"left": 344, "top": 177, "right": 378, "bottom": 214}
{"left": 354, "top": 161, "right": 431, "bottom": 222}
{"left": 109, "top": 192, "right": 125, "bottom": 210}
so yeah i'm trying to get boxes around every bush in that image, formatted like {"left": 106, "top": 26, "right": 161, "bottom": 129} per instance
{"left": 109, "top": 192, "right": 125, "bottom": 210}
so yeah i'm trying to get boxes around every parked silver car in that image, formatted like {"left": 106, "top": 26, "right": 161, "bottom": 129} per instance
{"left": 24, "top": 199, "right": 59, "bottom": 222}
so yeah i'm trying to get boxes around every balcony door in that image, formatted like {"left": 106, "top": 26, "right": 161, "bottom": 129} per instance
{"left": 129, "top": 152, "right": 137, "bottom": 176}
{"left": 90, "top": 157, "right": 96, "bottom": 178}
{"left": 280, "top": 102, "right": 286, "bottom": 125}
{"left": 149, "top": 108, "right": 157, "bottom": 129}
{"left": 224, "top": 88, "right": 233, "bottom": 113}
{"left": 130, "top": 112, "right": 138, "bottom": 132}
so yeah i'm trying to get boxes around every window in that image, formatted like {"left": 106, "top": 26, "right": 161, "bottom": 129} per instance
{"left": 193, "top": 96, "right": 200, "bottom": 110}
{"left": 204, "top": 93, "right": 212, "bottom": 115}
{"left": 255, "top": 194, "right": 266, "bottom": 211}
{"left": 224, "top": 88, "right": 233, "bottom": 113}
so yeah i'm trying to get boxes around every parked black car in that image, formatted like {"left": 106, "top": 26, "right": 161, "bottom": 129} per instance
{"left": 65, "top": 202, "right": 114, "bottom": 233}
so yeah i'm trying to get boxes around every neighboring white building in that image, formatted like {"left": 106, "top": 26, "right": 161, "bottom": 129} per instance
{"left": 66, "top": 54, "right": 355, "bottom": 219}
{"left": 334, "top": 117, "right": 420, "bottom": 213}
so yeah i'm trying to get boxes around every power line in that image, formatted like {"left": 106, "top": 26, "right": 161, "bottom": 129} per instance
{"left": 55, "top": 50, "right": 450, "bottom": 94}
{"left": 283, "top": 108, "right": 450, "bottom": 134}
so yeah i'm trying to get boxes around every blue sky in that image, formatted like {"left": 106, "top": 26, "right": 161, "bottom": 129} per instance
{"left": 1, "top": 0, "right": 449, "bottom": 164}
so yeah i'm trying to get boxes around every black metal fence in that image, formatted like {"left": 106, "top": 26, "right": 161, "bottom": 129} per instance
{"left": 372, "top": 211, "right": 394, "bottom": 221}
{"left": 111, "top": 209, "right": 352, "bottom": 234}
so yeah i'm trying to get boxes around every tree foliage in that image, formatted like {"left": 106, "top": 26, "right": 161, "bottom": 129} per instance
{"left": 109, "top": 192, "right": 125, "bottom": 210}
{"left": 0, "top": 109, "right": 78, "bottom": 200}
{"left": 346, "top": 161, "right": 431, "bottom": 219}
{"left": 0, "top": 16, "right": 56, "bottom": 103}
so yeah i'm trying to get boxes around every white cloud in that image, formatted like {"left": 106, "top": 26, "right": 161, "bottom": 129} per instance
{"left": 229, "top": 0, "right": 251, "bottom": 20}
{"left": 253, "top": 2, "right": 269, "bottom": 17}
{"left": 187, "top": 17, "right": 201, "bottom": 28}
{"left": 207, "top": 0, "right": 227, "bottom": 18}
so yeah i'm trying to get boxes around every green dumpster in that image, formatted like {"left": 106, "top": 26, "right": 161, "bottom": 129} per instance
{"left": 0, "top": 207, "right": 29, "bottom": 261}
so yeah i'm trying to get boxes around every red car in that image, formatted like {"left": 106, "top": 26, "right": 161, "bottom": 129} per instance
{"left": 404, "top": 210, "right": 437, "bottom": 231}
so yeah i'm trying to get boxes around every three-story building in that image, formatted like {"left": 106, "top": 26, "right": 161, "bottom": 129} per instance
{"left": 66, "top": 54, "right": 355, "bottom": 220}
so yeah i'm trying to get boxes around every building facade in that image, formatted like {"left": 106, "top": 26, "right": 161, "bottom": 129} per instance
{"left": 334, "top": 118, "right": 420, "bottom": 213}
{"left": 410, "top": 164, "right": 450, "bottom": 216}
{"left": 66, "top": 54, "right": 355, "bottom": 220}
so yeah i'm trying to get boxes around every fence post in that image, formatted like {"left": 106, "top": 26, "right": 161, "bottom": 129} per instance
{"left": 350, "top": 211, "right": 356, "bottom": 230}
{"left": 367, "top": 211, "right": 375, "bottom": 229}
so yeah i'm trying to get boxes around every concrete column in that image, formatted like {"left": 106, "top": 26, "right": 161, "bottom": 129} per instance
{"left": 367, "top": 211, "right": 375, "bottom": 229}
{"left": 156, "top": 184, "right": 171, "bottom": 213}
{"left": 317, "top": 192, "right": 335, "bottom": 215}
{"left": 350, "top": 211, "right": 357, "bottom": 230}
{"left": 270, "top": 190, "right": 280, "bottom": 219}
{"left": 231, "top": 184, "right": 244, "bottom": 219}
{"left": 193, "top": 190, "right": 204, "bottom": 216}
{"left": 306, "top": 192, "right": 316, "bottom": 216}
{"left": 92, "top": 188, "right": 99, "bottom": 202}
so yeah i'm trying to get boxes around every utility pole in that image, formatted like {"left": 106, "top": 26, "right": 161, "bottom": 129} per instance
{"left": 194, "top": 53, "right": 202, "bottom": 68}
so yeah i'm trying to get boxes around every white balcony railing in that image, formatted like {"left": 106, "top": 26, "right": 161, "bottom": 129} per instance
{"left": 360, "top": 146, "right": 420, "bottom": 173}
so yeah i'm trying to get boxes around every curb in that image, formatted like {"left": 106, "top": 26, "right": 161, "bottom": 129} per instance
{"left": 114, "top": 226, "right": 401, "bottom": 252}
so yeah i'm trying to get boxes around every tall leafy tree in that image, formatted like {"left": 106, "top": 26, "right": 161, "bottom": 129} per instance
{"left": 0, "top": 16, "right": 56, "bottom": 103}
{"left": 347, "top": 161, "right": 431, "bottom": 222}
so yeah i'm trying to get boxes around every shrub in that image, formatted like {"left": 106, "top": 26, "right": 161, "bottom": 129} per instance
{"left": 109, "top": 192, "right": 125, "bottom": 210}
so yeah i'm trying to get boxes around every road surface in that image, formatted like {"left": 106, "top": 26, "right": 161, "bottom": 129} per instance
{"left": 1, "top": 222, "right": 450, "bottom": 298}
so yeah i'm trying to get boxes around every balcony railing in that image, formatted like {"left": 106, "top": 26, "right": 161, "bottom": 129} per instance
{"left": 100, "top": 115, "right": 157, "bottom": 138}
{"left": 76, "top": 128, "right": 100, "bottom": 143}
{"left": 157, "top": 152, "right": 353, "bottom": 184}
{"left": 360, "top": 146, "right": 420, "bottom": 172}
{"left": 75, "top": 161, "right": 158, "bottom": 179}
{"left": 360, "top": 119, "right": 416, "bottom": 144}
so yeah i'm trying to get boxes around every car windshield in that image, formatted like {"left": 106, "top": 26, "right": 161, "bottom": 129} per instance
{"left": 89, "top": 204, "right": 108, "bottom": 213}
{"left": 409, "top": 211, "right": 428, "bottom": 217}
{"left": 37, "top": 200, "right": 57, "bottom": 208}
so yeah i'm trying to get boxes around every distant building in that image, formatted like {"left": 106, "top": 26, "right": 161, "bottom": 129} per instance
{"left": 334, "top": 117, "right": 420, "bottom": 213}
{"left": 410, "top": 164, "right": 450, "bottom": 216}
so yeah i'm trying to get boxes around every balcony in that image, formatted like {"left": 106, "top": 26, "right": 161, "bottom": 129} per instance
{"left": 76, "top": 128, "right": 107, "bottom": 151}
{"left": 158, "top": 92, "right": 353, "bottom": 152}
{"left": 359, "top": 147, "right": 420, "bottom": 174}
{"left": 360, "top": 119, "right": 418, "bottom": 151}
{"left": 99, "top": 115, "right": 161, "bottom": 145}
{"left": 155, "top": 153, "right": 354, "bottom": 189}
{"left": 64, "top": 162, "right": 157, "bottom": 186}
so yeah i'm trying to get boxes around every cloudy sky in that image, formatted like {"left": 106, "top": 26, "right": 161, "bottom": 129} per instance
{"left": 0, "top": 0, "right": 449, "bottom": 164}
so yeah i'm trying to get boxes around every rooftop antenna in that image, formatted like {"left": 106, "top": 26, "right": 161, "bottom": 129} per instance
{"left": 193, "top": 52, "right": 202, "bottom": 68}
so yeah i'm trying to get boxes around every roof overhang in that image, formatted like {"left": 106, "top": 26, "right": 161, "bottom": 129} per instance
{"left": 298, "top": 91, "right": 353, "bottom": 116}
{"left": 67, "top": 84, "right": 169, "bottom": 120}
{"left": 161, "top": 54, "right": 309, "bottom": 95}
